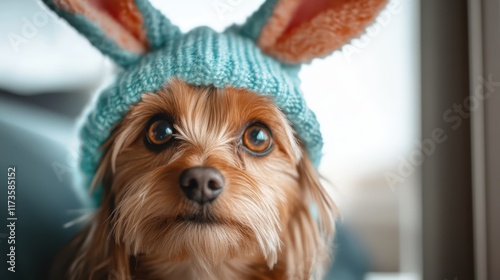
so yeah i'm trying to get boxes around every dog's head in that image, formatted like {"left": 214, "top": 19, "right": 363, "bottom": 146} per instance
{"left": 44, "top": 0, "right": 388, "bottom": 278}
{"left": 88, "top": 79, "right": 336, "bottom": 278}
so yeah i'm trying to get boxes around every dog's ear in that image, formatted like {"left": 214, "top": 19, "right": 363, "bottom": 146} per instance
{"left": 70, "top": 140, "right": 132, "bottom": 279}
{"left": 294, "top": 148, "right": 337, "bottom": 277}
{"left": 282, "top": 148, "right": 337, "bottom": 277}
{"left": 234, "top": 0, "right": 387, "bottom": 64}
{"left": 88, "top": 138, "right": 113, "bottom": 206}
{"left": 298, "top": 151, "right": 336, "bottom": 237}
{"left": 42, "top": 0, "right": 181, "bottom": 67}
{"left": 67, "top": 193, "right": 131, "bottom": 279}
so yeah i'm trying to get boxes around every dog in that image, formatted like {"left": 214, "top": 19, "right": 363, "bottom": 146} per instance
{"left": 51, "top": 79, "right": 336, "bottom": 279}
{"left": 43, "top": 0, "right": 387, "bottom": 278}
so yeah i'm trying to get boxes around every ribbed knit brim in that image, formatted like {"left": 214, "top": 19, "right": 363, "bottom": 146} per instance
{"left": 79, "top": 27, "right": 323, "bottom": 205}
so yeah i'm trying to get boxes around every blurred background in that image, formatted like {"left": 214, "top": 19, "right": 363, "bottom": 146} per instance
{"left": 1, "top": 0, "right": 498, "bottom": 279}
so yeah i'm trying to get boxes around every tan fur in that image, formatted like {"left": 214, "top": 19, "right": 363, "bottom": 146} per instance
{"left": 59, "top": 79, "right": 337, "bottom": 279}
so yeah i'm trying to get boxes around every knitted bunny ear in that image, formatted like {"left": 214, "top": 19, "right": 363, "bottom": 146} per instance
{"left": 43, "top": 0, "right": 181, "bottom": 67}
{"left": 236, "top": 0, "right": 387, "bottom": 64}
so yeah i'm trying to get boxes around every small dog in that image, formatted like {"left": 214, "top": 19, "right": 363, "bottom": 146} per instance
{"left": 53, "top": 80, "right": 336, "bottom": 279}
{"left": 44, "top": 0, "right": 387, "bottom": 278}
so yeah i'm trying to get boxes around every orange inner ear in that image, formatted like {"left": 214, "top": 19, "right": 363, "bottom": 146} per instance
{"left": 258, "top": 0, "right": 387, "bottom": 64}
{"left": 55, "top": 0, "right": 148, "bottom": 53}
{"left": 284, "top": 0, "right": 332, "bottom": 33}
{"left": 284, "top": 0, "right": 383, "bottom": 37}
{"left": 89, "top": 0, "right": 148, "bottom": 48}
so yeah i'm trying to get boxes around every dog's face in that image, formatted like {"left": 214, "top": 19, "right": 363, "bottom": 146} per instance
{"left": 92, "top": 79, "right": 335, "bottom": 277}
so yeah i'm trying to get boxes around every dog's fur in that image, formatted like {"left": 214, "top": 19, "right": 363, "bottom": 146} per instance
{"left": 55, "top": 79, "right": 336, "bottom": 280}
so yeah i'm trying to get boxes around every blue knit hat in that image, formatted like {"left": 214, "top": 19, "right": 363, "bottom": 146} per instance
{"left": 43, "top": 0, "right": 387, "bottom": 205}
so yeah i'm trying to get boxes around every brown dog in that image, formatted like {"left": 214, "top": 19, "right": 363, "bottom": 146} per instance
{"left": 52, "top": 80, "right": 336, "bottom": 279}
{"left": 43, "top": 0, "right": 388, "bottom": 278}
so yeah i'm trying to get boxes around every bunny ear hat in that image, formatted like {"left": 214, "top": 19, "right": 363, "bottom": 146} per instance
{"left": 43, "top": 0, "right": 387, "bottom": 205}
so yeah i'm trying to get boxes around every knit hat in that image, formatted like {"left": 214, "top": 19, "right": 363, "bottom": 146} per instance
{"left": 43, "top": 0, "right": 387, "bottom": 205}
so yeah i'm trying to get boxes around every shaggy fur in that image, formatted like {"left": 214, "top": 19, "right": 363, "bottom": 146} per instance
{"left": 53, "top": 79, "right": 337, "bottom": 280}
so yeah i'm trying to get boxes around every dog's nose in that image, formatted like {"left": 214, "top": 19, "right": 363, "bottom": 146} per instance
{"left": 179, "top": 167, "right": 225, "bottom": 204}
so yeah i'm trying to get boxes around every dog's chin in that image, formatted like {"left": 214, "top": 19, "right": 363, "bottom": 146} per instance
{"left": 134, "top": 213, "right": 261, "bottom": 263}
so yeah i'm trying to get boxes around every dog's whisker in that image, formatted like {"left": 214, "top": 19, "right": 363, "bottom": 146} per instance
{"left": 63, "top": 212, "right": 94, "bottom": 229}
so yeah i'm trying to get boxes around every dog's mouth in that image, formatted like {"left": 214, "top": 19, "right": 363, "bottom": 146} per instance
{"left": 170, "top": 213, "right": 247, "bottom": 230}
{"left": 175, "top": 213, "right": 220, "bottom": 224}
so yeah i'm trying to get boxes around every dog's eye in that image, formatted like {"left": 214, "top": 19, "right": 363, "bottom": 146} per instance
{"left": 242, "top": 124, "right": 273, "bottom": 155}
{"left": 146, "top": 118, "right": 174, "bottom": 147}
